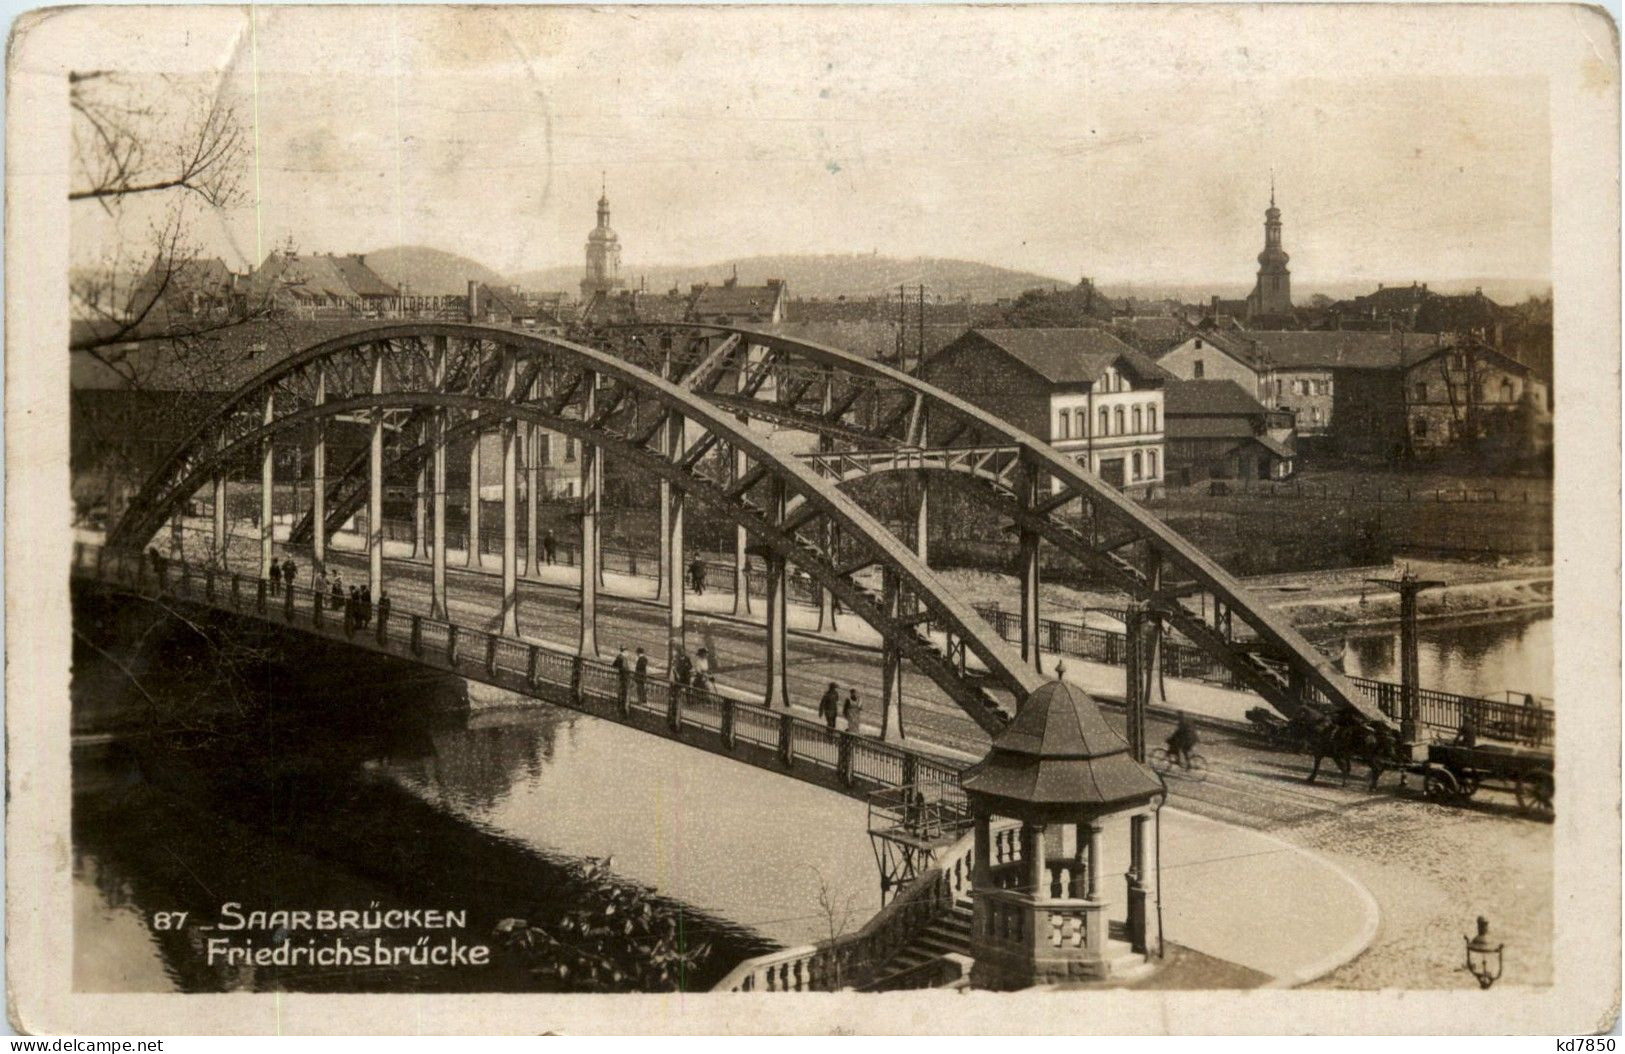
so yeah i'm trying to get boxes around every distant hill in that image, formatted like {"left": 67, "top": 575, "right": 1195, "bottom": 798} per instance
{"left": 509, "top": 254, "right": 1069, "bottom": 302}
{"left": 362, "top": 246, "right": 509, "bottom": 297}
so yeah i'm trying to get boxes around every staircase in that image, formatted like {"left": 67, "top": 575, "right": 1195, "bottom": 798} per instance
{"left": 860, "top": 899, "right": 975, "bottom": 991}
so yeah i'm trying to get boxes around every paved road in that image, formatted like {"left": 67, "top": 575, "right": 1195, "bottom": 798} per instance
{"left": 193, "top": 529, "right": 1395, "bottom": 832}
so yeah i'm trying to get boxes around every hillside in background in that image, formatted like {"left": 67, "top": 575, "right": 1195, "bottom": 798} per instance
{"left": 362, "top": 246, "right": 509, "bottom": 297}
{"left": 509, "top": 254, "right": 1070, "bottom": 301}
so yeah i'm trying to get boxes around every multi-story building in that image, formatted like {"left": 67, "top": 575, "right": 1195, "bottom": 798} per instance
{"left": 1403, "top": 342, "right": 1552, "bottom": 458}
{"left": 1162, "top": 379, "right": 1295, "bottom": 484}
{"left": 925, "top": 328, "right": 1168, "bottom": 494}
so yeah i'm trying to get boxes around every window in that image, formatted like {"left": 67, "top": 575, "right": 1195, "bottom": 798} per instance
{"left": 1414, "top": 382, "right": 1428, "bottom": 401}
{"left": 1099, "top": 407, "right": 1110, "bottom": 436}
{"left": 1311, "top": 406, "right": 1322, "bottom": 425}
{"left": 1077, "top": 408, "right": 1088, "bottom": 437}
{"left": 1326, "top": 379, "right": 1335, "bottom": 397}
{"left": 1195, "top": 339, "right": 1204, "bottom": 349}
{"left": 1132, "top": 451, "right": 1143, "bottom": 480}
{"left": 1148, "top": 451, "right": 1158, "bottom": 478}
{"left": 1133, "top": 406, "right": 1143, "bottom": 433}
{"left": 1193, "top": 359, "right": 1205, "bottom": 379}
{"left": 1057, "top": 410, "right": 1070, "bottom": 439}
{"left": 1114, "top": 406, "right": 1125, "bottom": 434}
{"left": 1275, "top": 379, "right": 1283, "bottom": 398}
{"left": 1313, "top": 380, "right": 1327, "bottom": 396}
{"left": 565, "top": 437, "right": 577, "bottom": 462}
{"left": 1414, "top": 417, "right": 1428, "bottom": 437}
{"left": 1147, "top": 406, "right": 1158, "bottom": 432}
{"left": 1501, "top": 379, "right": 1515, "bottom": 403}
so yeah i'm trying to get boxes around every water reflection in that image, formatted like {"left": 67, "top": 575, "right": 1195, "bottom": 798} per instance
{"left": 1332, "top": 611, "right": 1552, "bottom": 701}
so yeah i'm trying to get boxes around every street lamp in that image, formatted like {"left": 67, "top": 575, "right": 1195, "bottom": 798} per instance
{"left": 1463, "top": 916, "right": 1504, "bottom": 989}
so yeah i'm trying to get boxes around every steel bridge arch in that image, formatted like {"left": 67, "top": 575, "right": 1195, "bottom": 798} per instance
{"left": 592, "top": 322, "right": 1388, "bottom": 728}
{"left": 107, "top": 323, "right": 1046, "bottom": 735}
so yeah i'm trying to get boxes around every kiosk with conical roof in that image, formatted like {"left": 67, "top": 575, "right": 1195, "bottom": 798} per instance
{"left": 962, "top": 679, "right": 1165, "bottom": 988}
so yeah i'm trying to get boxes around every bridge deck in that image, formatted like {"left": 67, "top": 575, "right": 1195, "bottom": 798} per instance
{"left": 73, "top": 542, "right": 973, "bottom": 808}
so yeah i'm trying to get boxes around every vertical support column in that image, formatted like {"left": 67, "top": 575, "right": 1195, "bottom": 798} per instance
{"left": 1127, "top": 811, "right": 1157, "bottom": 954}
{"left": 578, "top": 372, "right": 600, "bottom": 658}
{"left": 1145, "top": 549, "right": 1166, "bottom": 703}
{"left": 500, "top": 349, "right": 519, "bottom": 636}
{"left": 1124, "top": 605, "right": 1146, "bottom": 762}
{"left": 259, "top": 389, "right": 275, "bottom": 579}
{"left": 466, "top": 411, "right": 481, "bottom": 569}
{"left": 880, "top": 567, "right": 906, "bottom": 742}
{"left": 912, "top": 472, "right": 929, "bottom": 564}
{"left": 1085, "top": 821, "right": 1103, "bottom": 899}
{"left": 816, "top": 367, "right": 836, "bottom": 631}
{"left": 665, "top": 413, "right": 686, "bottom": 671}
{"left": 732, "top": 449, "right": 750, "bottom": 615}
{"left": 524, "top": 380, "right": 539, "bottom": 577}
{"left": 1017, "top": 460, "right": 1043, "bottom": 675}
{"left": 412, "top": 419, "right": 428, "bottom": 559}
{"left": 212, "top": 431, "right": 228, "bottom": 568}
{"left": 1024, "top": 824, "right": 1047, "bottom": 895}
{"left": 367, "top": 347, "right": 384, "bottom": 601}
{"left": 1083, "top": 819, "right": 1107, "bottom": 956}
{"left": 430, "top": 337, "right": 448, "bottom": 619}
{"left": 763, "top": 478, "right": 790, "bottom": 710}
{"left": 972, "top": 813, "right": 992, "bottom": 886}
{"left": 655, "top": 347, "right": 672, "bottom": 600}
{"left": 311, "top": 365, "right": 326, "bottom": 575}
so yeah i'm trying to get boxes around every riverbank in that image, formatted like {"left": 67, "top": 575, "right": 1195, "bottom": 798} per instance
{"left": 934, "top": 557, "right": 1552, "bottom": 637}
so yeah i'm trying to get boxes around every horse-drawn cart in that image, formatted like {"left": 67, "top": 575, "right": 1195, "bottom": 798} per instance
{"left": 1414, "top": 741, "right": 1554, "bottom": 818}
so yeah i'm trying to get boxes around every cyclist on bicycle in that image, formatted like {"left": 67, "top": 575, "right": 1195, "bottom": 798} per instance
{"left": 1166, "top": 713, "right": 1199, "bottom": 771}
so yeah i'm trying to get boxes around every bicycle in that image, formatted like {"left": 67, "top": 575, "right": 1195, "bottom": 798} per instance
{"left": 1149, "top": 747, "right": 1208, "bottom": 782}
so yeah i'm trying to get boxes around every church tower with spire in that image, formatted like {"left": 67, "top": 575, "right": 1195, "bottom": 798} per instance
{"left": 580, "top": 176, "right": 624, "bottom": 302}
{"left": 1247, "top": 182, "right": 1292, "bottom": 319}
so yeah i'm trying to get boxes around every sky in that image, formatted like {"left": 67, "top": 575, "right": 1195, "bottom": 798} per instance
{"left": 71, "top": 6, "right": 1554, "bottom": 290}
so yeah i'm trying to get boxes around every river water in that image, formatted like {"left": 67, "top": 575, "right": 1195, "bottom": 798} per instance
{"left": 71, "top": 596, "right": 878, "bottom": 993}
{"left": 72, "top": 590, "right": 1550, "bottom": 993}
{"left": 1328, "top": 609, "right": 1553, "bottom": 701}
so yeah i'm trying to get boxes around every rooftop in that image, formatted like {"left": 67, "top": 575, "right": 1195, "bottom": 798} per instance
{"left": 958, "top": 328, "right": 1171, "bottom": 387}
{"left": 1163, "top": 378, "right": 1268, "bottom": 417}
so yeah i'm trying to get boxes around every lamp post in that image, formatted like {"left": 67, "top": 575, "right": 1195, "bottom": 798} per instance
{"left": 1463, "top": 916, "right": 1504, "bottom": 989}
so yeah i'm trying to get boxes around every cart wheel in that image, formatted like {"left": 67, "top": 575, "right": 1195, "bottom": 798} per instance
{"left": 1423, "top": 767, "right": 1461, "bottom": 803}
{"left": 1457, "top": 772, "right": 1481, "bottom": 799}
{"left": 1516, "top": 773, "right": 1555, "bottom": 818}
{"left": 1185, "top": 754, "right": 1209, "bottom": 783}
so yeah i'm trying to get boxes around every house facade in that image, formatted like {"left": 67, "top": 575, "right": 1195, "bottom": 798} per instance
{"left": 925, "top": 328, "right": 1168, "bottom": 494}
{"left": 1162, "top": 379, "right": 1295, "bottom": 484}
{"left": 1404, "top": 343, "right": 1552, "bottom": 457}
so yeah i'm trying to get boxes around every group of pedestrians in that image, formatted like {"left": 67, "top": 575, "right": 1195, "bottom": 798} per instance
{"left": 266, "top": 556, "right": 298, "bottom": 597}
{"left": 611, "top": 645, "right": 651, "bottom": 705}
{"left": 320, "top": 569, "right": 388, "bottom": 634}
{"left": 670, "top": 645, "right": 714, "bottom": 694}
{"left": 819, "top": 681, "right": 866, "bottom": 735}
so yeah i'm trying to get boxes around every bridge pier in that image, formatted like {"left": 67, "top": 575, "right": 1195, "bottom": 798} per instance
{"left": 500, "top": 350, "right": 520, "bottom": 636}
{"left": 368, "top": 347, "right": 384, "bottom": 601}
{"left": 260, "top": 390, "right": 275, "bottom": 579}
{"left": 312, "top": 365, "right": 327, "bottom": 577}
{"left": 524, "top": 417, "right": 539, "bottom": 578}
{"left": 430, "top": 338, "right": 448, "bottom": 618}
{"left": 578, "top": 372, "right": 600, "bottom": 657}
{"left": 763, "top": 479, "right": 790, "bottom": 710}
{"left": 466, "top": 409, "right": 481, "bottom": 569}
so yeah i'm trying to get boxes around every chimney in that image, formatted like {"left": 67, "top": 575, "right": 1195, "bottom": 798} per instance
{"left": 467, "top": 280, "right": 481, "bottom": 322}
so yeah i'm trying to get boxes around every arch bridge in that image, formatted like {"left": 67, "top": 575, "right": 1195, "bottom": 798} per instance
{"left": 104, "top": 321, "right": 1387, "bottom": 751}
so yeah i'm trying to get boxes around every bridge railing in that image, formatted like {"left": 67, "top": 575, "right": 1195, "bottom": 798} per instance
{"left": 971, "top": 601, "right": 1554, "bottom": 748}
{"left": 72, "top": 540, "right": 968, "bottom": 800}
{"left": 711, "top": 822, "right": 979, "bottom": 992}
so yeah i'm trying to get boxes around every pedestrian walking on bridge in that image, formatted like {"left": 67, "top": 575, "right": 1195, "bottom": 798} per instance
{"left": 693, "top": 648, "right": 712, "bottom": 694}
{"left": 634, "top": 647, "right": 649, "bottom": 706}
{"left": 269, "top": 560, "right": 282, "bottom": 596}
{"left": 543, "top": 529, "right": 557, "bottom": 565}
{"left": 820, "top": 682, "right": 841, "bottom": 731}
{"left": 844, "top": 688, "right": 864, "bottom": 735}
{"left": 377, "top": 592, "right": 391, "bottom": 628}
{"left": 283, "top": 558, "right": 297, "bottom": 594}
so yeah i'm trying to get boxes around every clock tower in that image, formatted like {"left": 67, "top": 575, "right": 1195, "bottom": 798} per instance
{"left": 580, "top": 178, "right": 624, "bottom": 302}
{"left": 1247, "top": 183, "right": 1292, "bottom": 319}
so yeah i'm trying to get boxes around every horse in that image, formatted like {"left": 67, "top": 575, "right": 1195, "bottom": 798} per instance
{"left": 1305, "top": 712, "right": 1400, "bottom": 790}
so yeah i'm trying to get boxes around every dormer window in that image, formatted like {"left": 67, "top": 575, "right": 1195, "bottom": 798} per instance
{"left": 1193, "top": 360, "right": 1205, "bottom": 378}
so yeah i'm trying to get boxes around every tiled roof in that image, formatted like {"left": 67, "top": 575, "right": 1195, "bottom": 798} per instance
{"left": 964, "top": 328, "right": 1171, "bottom": 386}
{"left": 763, "top": 320, "right": 968, "bottom": 362}
{"left": 1163, "top": 379, "right": 1266, "bottom": 417}
{"left": 1243, "top": 330, "right": 1430, "bottom": 371}
{"left": 1165, "top": 418, "right": 1256, "bottom": 441}
{"left": 1111, "top": 315, "right": 1193, "bottom": 356}
{"left": 1251, "top": 434, "right": 1296, "bottom": 459}
{"left": 961, "top": 681, "right": 1163, "bottom": 810}
{"left": 689, "top": 282, "right": 785, "bottom": 321}
{"left": 246, "top": 253, "right": 397, "bottom": 304}
{"left": 581, "top": 290, "right": 689, "bottom": 325}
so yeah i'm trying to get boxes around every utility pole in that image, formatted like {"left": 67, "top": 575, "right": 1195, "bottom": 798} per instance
{"left": 1367, "top": 567, "right": 1444, "bottom": 749}
{"left": 917, "top": 283, "right": 925, "bottom": 373}
{"left": 896, "top": 284, "right": 907, "bottom": 370}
